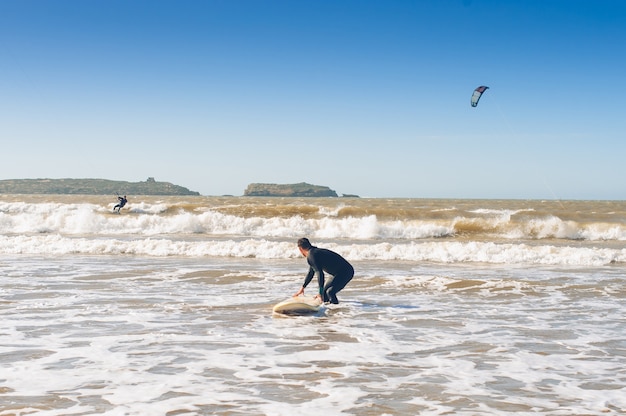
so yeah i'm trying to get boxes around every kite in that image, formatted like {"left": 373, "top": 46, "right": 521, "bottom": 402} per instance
{"left": 471, "top": 86, "right": 489, "bottom": 107}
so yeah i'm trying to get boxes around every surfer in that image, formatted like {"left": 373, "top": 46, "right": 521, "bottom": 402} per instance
{"left": 113, "top": 195, "right": 127, "bottom": 213}
{"left": 294, "top": 237, "right": 354, "bottom": 304}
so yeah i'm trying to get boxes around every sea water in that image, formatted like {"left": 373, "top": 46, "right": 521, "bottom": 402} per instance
{"left": 1, "top": 195, "right": 625, "bottom": 415}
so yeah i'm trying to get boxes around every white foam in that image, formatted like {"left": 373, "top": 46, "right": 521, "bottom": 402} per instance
{"left": 2, "top": 201, "right": 625, "bottom": 242}
{"left": 1, "top": 234, "right": 624, "bottom": 266}
{"left": 1, "top": 256, "right": 625, "bottom": 415}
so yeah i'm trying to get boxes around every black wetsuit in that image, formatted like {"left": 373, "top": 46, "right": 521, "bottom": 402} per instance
{"left": 114, "top": 197, "right": 127, "bottom": 213}
{"left": 302, "top": 246, "right": 354, "bottom": 304}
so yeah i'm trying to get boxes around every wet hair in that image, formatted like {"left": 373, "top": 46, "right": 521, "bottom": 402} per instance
{"left": 297, "top": 238, "right": 312, "bottom": 249}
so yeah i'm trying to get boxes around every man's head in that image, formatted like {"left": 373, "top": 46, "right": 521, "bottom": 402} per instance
{"left": 297, "top": 237, "right": 312, "bottom": 256}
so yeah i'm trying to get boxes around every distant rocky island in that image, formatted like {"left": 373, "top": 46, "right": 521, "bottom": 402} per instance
{"left": 0, "top": 177, "right": 200, "bottom": 196}
{"left": 0, "top": 178, "right": 358, "bottom": 198}
{"left": 244, "top": 182, "right": 358, "bottom": 198}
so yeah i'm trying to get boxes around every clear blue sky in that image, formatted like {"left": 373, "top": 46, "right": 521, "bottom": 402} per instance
{"left": 1, "top": 0, "right": 625, "bottom": 199}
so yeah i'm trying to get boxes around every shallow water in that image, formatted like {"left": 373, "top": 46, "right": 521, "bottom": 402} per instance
{"left": 1, "top": 255, "right": 625, "bottom": 415}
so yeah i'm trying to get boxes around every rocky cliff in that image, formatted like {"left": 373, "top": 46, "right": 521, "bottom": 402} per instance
{"left": 244, "top": 182, "right": 339, "bottom": 197}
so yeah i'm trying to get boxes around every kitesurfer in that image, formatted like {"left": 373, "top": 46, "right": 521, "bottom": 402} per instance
{"left": 294, "top": 238, "right": 354, "bottom": 304}
{"left": 113, "top": 195, "right": 127, "bottom": 213}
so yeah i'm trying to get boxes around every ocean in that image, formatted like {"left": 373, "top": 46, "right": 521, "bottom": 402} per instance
{"left": 1, "top": 195, "right": 625, "bottom": 415}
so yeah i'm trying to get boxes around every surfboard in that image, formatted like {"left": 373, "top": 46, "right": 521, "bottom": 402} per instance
{"left": 272, "top": 295, "right": 323, "bottom": 316}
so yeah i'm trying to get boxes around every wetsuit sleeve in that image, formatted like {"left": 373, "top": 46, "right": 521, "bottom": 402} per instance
{"left": 306, "top": 251, "right": 325, "bottom": 295}
{"left": 316, "top": 269, "right": 325, "bottom": 295}
{"left": 302, "top": 267, "right": 315, "bottom": 288}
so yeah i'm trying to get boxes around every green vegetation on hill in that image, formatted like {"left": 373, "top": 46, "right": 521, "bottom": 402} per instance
{"left": 0, "top": 177, "right": 200, "bottom": 195}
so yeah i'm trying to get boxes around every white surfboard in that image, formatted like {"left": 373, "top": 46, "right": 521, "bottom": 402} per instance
{"left": 272, "top": 295, "right": 323, "bottom": 315}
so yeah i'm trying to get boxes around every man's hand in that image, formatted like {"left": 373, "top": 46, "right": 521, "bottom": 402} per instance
{"left": 293, "top": 287, "right": 304, "bottom": 297}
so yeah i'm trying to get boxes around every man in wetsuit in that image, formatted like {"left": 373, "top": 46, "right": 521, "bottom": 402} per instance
{"left": 113, "top": 195, "right": 127, "bottom": 213}
{"left": 293, "top": 237, "right": 354, "bottom": 304}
